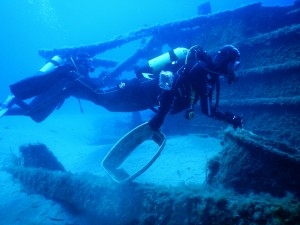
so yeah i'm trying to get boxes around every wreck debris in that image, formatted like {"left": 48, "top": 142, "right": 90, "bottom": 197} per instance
{"left": 2, "top": 2, "right": 300, "bottom": 224}
{"left": 20, "top": 143, "right": 66, "bottom": 172}
{"left": 38, "top": 2, "right": 300, "bottom": 62}
{"left": 197, "top": 1, "right": 211, "bottom": 15}
{"left": 220, "top": 96, "right": 300, "bottom": 108}
{"left": 7, "top": 138, "right": 300, "bottom": 224}
{"left": 35, "top": 2, "right": 300, "bottom": 149}
{"left": 207, "top": 129, "right": 300, "bottom": 197}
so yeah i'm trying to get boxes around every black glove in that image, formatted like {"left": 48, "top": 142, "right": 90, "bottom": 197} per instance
{"left": 216, "top": 111, "right": 243, "bottom": 129}
{"left": 148, "top": 114, "right": 165, "bottom": 131}
{"left": 232, "top": 115, "right": 243, "bottom": 129}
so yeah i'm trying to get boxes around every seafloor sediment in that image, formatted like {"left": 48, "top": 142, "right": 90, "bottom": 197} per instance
{"left": 7, "top": 128, "right": 300, "bottom": 224}
{"left": 6, "top": 2, "right": 300, "bottom": 224}
{"left": 7, "top": 168, "right": 300, "bottom": 224}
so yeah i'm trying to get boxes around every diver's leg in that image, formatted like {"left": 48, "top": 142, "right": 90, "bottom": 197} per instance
{"left": 4, "top": 77, "right": 70, "bottom": 122}
{"left": 3, "top": 98, "right": 57, "bottom": 123}
{"left": 4, "top": 106, "right": 28, "bottom": 116}
{"left": 0, "top": 95, "right": 16, "bottom": 118}
{"left": 26, "top": 96, "right": 64, "bottom": 123}
{"left": 86, "top": 78, "right": 159, "bottom": 112}
{"left": 24, "top": 80, "right": 70, "bottom": 122}
{"left": 49, "top": 74, "right": 159, "bottom": 112}
{"left": 9, "top": 72, "right": 61, "bottom": 100}
{"left": 0, "top": 95, "right": 33, "bottom": 119}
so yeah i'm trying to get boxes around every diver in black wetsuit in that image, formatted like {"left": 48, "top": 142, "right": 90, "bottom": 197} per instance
{"left": 0, "top": 52, "right": 97, "bottom": 122}
{"left": 0, "top": 51, "right": 161, "bottom": 122}
{"left": 148, "top": 45, "right": 243, "bottom": 130}
{"left": 0, "top": 45, "right": 243, "bottom": 130}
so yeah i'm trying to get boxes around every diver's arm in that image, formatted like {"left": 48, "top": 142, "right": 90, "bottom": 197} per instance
{"left": 199, "top": 95, "right": 243, "bottom": 129}
{"left": 148, "top": 90, "right": 173, "bottom": 130}
{"left": 213, "top": 110, "right": 243, "bottom": 129}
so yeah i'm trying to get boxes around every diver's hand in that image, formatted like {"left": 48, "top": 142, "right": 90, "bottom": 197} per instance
{"left": 232, "top": 115, "right": 243, "bottom": 129}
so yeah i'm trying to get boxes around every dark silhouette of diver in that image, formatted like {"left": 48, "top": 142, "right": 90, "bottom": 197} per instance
{"left": 0, "top": 52, "right": 97, "bottom": 122}
{"left": 0, "top": 45, "right": 243, "bottom": 129}
{"left": 148, "top": 45, "right": 243, "bottom": 130}
{"left": 0, "top": 51, "right": 161, "bottom": 122}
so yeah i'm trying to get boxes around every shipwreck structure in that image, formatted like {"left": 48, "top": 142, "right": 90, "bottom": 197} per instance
{"left": 6, "top": 2, "right": 300, "bottom": 224}
{"left": 39, "top": 2, "right": 300, "bottom": 149}
{"left": 8, "top": 128, "right": 300, "bottom": 224}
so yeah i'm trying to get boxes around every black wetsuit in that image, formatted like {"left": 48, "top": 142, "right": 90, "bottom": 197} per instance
{"left": 148, "top": 59, "right": 243, "bottom": 130}
{"left": 7, "top": 64, "right": 160, "bottom": 122}
{"left": 7, "top": 60, "right": 242, "bottom": 128}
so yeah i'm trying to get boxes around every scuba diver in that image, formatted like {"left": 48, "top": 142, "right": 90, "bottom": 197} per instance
{"left": 148, "top": 45, "right": 243, "bottom": 130}
{"left": 0, "top": 45, "right": 243, "bottom": 130}
{"left": 0, "top": 48, "right": 182, "bottom": 121}
{"left": 90, "top": 45, "right": 243, "bottom": 130}
{"left": 0, "top": 52, "right": 96, "bottom": 122}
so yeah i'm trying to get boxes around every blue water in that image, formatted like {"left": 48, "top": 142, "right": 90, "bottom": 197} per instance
{"left": 0, "top": 0, "right": 295, "bottom": 119}
{"left": 0, "top": 0, "right": 294, "bottom": 87}
{"left": 0, "top": 1, "right": 297, "bottom": 223}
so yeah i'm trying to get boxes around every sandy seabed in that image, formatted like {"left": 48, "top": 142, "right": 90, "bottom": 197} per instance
{"left": 0, "top": 106, "right": 222, "bottom": 224}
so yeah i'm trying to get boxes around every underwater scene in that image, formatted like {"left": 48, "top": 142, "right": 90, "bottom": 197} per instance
{"left": 0, "top": 0, "right": 299, "bottom": 224}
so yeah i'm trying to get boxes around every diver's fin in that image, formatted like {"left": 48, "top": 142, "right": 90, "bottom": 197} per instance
{"left": 0, "top": 108, "right": 8, "bottom": 118}
{"left": 0, "top": 95, "right": 15, "bottom": 118}
{"left": 102, "top": 122, "right": 166, "bottom": 184}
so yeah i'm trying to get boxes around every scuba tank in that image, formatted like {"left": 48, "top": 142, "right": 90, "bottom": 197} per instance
{"left": 39, "top": 55, "right": 64, "bottom": 73}
{"left": 135, "top": 47, "right": 188, "bottom": 79}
